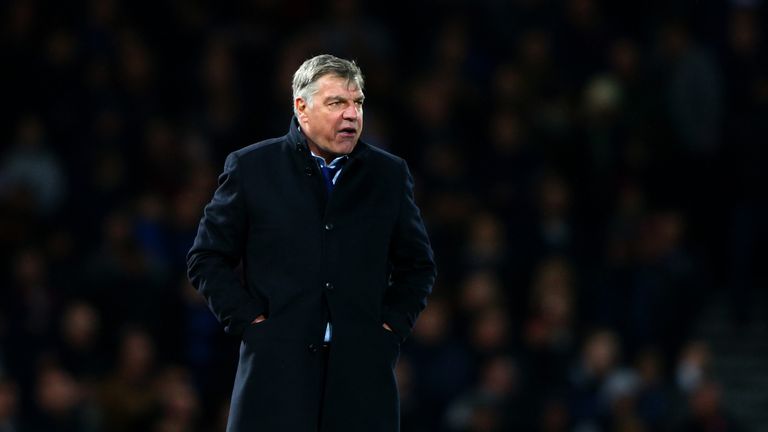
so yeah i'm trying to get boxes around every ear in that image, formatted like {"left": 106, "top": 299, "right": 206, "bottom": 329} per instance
{"left": 295, "top": 98, "right": 308, "bottom": 121}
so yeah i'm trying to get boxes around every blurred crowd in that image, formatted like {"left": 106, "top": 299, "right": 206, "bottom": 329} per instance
{"left": 1, "top": 0, "right": 766, "bottom": 431}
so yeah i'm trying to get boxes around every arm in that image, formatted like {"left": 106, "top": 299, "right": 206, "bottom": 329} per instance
{"left": 187, "top": 152, "right": 265, "bottom": 335}
{"left": 381, "top": 160, "right": 437, "bottom": 341}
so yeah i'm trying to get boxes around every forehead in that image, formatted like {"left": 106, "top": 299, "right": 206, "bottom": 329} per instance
{"left": 314, "top": 74, "right": 363, "bottom": 97}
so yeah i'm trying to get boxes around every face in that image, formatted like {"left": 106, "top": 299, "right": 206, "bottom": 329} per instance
{"left": 295, "top": 74, "right": 364, "bottom": 160}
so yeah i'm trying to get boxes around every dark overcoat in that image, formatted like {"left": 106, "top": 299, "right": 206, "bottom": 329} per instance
{"left": 187, "top": 118, "right": 436, "bottom": 432}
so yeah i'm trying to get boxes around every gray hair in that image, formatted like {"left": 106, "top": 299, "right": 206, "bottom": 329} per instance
{"left": 292, "top": 54, "right": 364, "bottom": 117}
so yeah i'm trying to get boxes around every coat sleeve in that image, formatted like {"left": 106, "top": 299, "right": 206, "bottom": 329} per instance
{"left": 381, "top": 159, "right": 437, "bottom": 341}
{"left": 187, "top": 152, "right": 265, "bottom": 335}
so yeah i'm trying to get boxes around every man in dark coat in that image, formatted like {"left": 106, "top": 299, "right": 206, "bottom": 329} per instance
{"left": 187, "top": 54, "right": 436, "bottom": 432}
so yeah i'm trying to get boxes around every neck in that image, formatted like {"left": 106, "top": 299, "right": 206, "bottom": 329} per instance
{"left": 307, "top": 142, "right": 344, "bottom": 165}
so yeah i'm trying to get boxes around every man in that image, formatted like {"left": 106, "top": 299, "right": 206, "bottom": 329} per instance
{"left": 187, "top": 54, "right": 436, "bottom": 432}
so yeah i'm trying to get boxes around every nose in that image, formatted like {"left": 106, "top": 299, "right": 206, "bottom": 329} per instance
{"left": 342, "top": 103, "right": 359, "bottom": 120}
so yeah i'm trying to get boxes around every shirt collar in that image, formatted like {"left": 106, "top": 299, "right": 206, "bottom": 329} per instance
{"left": 310, "top": 151, "right": 348, "bottom": 169}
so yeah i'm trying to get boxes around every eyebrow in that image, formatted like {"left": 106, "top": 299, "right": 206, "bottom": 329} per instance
{"left": 324, "top": 95, "right": 365, "bottom": 103}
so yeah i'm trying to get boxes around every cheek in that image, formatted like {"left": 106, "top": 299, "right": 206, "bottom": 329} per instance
{"left": 327, "top": 117, "right": 343, "bottom": 135}
{"left": 325, "top": 121, "right": 338, "bottom": 138}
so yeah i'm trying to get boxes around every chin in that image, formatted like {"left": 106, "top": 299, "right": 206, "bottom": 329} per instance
{"left": 334, "top": 141, "right": 357, "bottom": 154}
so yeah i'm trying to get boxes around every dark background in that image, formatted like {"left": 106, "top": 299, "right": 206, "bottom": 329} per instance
{"left": 1, "top": 0, "right": 767, "bottom": 431}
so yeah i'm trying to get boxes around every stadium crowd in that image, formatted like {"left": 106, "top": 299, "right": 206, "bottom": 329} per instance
{"left": 1, "top": 0, "right": 766, "bottom": 431}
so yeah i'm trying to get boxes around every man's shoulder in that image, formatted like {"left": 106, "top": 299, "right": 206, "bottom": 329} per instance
{"left": 230, "top": 135, "right": 288, "bottom": 162}
{"left": 360, "top": 142, "right": 405, "bottom": 168}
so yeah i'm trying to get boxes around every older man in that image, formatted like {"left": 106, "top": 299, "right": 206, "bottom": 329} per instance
{"left": 187, "top": 54, "right": 436, "bottom": 432}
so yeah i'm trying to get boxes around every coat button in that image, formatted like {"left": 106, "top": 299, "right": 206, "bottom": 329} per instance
{"left": 324, "top": 282, "right": 334, "bottom": 291}
{"left": 308, "top": 343, "right": 318, "bottom": 353}
{"left": 304, "top": 167, "right": 313, "bottom": 176}
{"left": 324, "top": 223, "right": 334, "bottom": 231}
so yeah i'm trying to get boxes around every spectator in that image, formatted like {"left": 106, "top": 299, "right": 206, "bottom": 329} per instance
{"left": 56, "top": 301, "right": 105, "bottom": 381}
{"left": 522, "top": 257, "right": 577, "bottom": 405}
{"left": 678, "top": 380, "right": 746, "bottom": 432}
{"left": 405, "top": 297, "right": 473, "bottom": 429}
{"left": 0, "top": 378, "right": 19, "bottom": 432}
{"left": 676, "top": 341, "right": 712, "bottom": 395}
{"left": 0, "top": 116, "right": 66, "bottom": 215}
{"left": 152, "top": 366, "right": 200, "bottom": 432}
{"left": 96, "top": 327, "right": 158, "bottom": 432}
{"left": 29, "top": 364, "right": 95, "bottom": 432}
{"left": 568, "top": 329, "right": 622, "bottom": 430}
{"left": 445, "top": 355, "right": 524, "bottom": 431}
{"left": 634, "top": 349, "right": 672, "bottom": 431}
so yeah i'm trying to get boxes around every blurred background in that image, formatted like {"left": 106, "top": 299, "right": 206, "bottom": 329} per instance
{"left": 1, "top": 0, "right": 767, "bottom": 431}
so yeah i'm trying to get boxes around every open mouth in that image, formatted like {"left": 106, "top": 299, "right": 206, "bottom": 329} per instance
{"left": 338, "top": 127, "right": 357, "bottom": 135}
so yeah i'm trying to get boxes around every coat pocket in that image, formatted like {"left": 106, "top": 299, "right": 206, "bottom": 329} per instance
{"left": 378, "top": 325, "right": 401, "bottom": 370}
{"left": 380, "top": 324, "right": 402, "bottom": 346}
{"left": 242, "top": 317, "right": 272, "bottom": 342}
